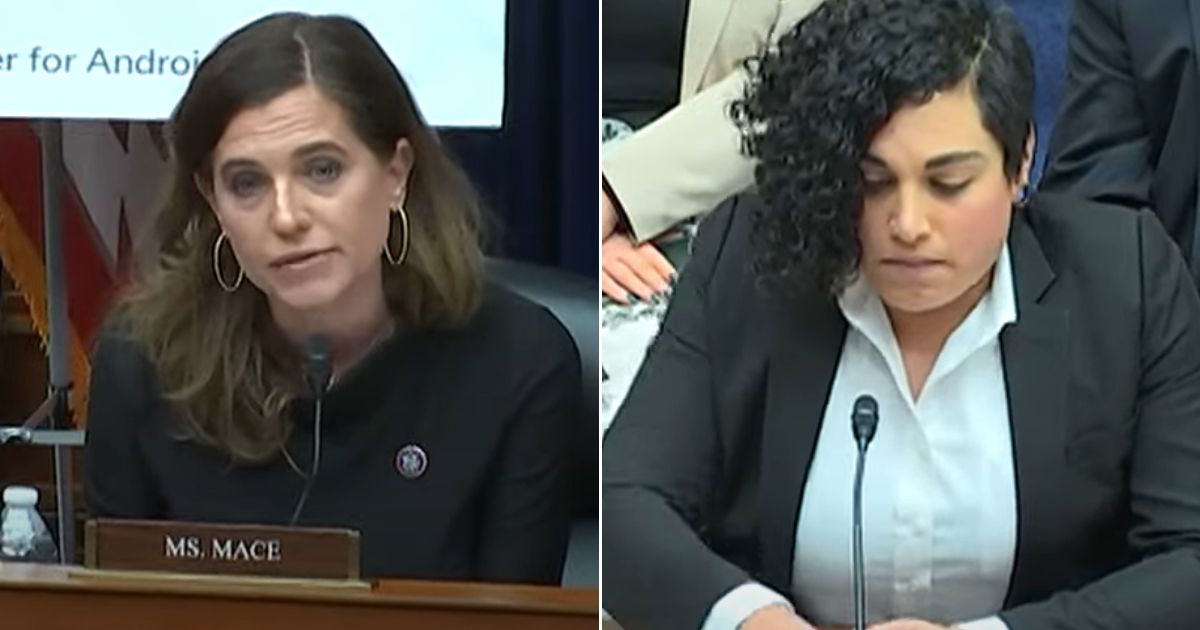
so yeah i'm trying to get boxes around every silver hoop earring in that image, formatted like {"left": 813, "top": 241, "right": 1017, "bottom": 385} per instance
{"left": 213, "top": 232, "right": 244, "bottom": 292}
{"left": 384, "top": 203, "right": 410, "bottom": 266}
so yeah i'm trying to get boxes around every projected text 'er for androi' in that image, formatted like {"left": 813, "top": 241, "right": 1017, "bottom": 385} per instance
{"left": 6, "top": 47, "right": 203, "bottom": 76}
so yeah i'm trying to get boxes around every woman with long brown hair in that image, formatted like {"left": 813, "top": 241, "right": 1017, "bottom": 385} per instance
{"left": 83, "top": 12, "right": 579, "bottom": 584}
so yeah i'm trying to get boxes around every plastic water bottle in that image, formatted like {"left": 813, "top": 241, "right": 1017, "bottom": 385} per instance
{"left": 1, "top": 486, "right": 59, "bottom": 562}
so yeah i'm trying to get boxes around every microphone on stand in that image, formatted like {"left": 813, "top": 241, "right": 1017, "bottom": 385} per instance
{"left": 289, "top": 335, "right": 332, "bottom": 526}
{"left": 851, "top": 394, "right": 880, "bottom": 630}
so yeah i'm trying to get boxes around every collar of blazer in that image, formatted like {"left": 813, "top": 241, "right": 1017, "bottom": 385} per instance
{"left": 752, "top": 204, "right": 1069, "bottom": 608}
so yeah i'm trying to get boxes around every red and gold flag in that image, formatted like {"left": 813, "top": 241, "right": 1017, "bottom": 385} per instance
{"left": 0, "top": 119, "right": 166, "bottom": 423}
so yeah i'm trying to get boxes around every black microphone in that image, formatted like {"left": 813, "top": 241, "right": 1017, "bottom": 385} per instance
{"left": 289, "top": 335, "right": 332, "bottom": 526}
{"left": 303, "top": 335, "right": 333, "bottom": 396}
{"left": 851, "top": 394, "right": 880, "bottom": 630}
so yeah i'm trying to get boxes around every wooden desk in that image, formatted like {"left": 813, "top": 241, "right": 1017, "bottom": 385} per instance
{"left": 0, "top": 562, "right": 598, "bottom": 629}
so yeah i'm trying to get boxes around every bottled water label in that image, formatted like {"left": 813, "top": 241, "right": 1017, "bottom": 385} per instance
{"left": 0, "top": 485, "right": 58, "bottom": 562}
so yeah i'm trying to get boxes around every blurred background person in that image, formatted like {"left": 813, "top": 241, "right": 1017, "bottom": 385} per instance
{"left": 600, "top": 0, "right": 822, "bottom": 428}
{"left": 604, "top": 0, "right": 1200, "bottom": 628}
{"left": 601, "top": 0, "right": 822, "bottom": 304}
{"left": 1040, "top": 0, "right": 1200, "bottom": 283}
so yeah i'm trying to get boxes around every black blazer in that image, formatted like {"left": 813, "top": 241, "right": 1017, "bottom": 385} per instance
{"left": 1042, "top": 0, "right": 1200, "bottom": 278}
{"left": 85, "top": 286, "right": 579, "bottom": 584}
{"left": 602, "top": 193, "right": 1200, "bottom": 630}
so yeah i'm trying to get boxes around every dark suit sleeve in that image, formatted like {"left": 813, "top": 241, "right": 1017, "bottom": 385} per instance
{"left": 83, "top": 330, "right": 164, "bottom": 519}
{"left": 1001, "top": 211, "right": 1200, "bottom": 629}
{"left": 475, "top": 311, "right": 578, "bottom": 585}
{"left": 602, "top": 202, "right": 754, "bottom": 630}
{"left": 1040, "top": 0, "right": 1154, "bottom": 209}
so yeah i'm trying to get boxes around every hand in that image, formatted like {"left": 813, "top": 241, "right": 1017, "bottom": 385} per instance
{"left": 869, "top": 619, "right": 955, "bottom": 630}
{"left": 602, "top": 188, "right": 620, "bottom": 240}
{"left": 740, "top": 604, "right": 817, "bottom": 630}
{"left": 602, "top": 231, "right": 676, "bottom": 304}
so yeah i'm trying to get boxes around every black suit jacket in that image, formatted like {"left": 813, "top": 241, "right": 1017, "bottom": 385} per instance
{"left": 602, "top": 193, "right": 1200, "bottom": 630}
{"left": 1042, "top": 0, "right": 1200, "bottom": 278}
{"left": 85, "top": 286, "right": 578, "bottom": 584}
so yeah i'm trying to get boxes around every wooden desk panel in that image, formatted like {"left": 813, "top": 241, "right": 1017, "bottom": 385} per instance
{"left": 0, "top": 562, "right": 598, "bottom": 629}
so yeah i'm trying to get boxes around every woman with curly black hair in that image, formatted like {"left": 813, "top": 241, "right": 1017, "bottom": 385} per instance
{"left": 603, "top": 0, "right": 1200, "bottom": 629}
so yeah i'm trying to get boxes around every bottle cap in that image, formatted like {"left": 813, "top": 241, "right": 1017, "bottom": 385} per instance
{"left": 3, "top": 486, "right": 38, "bottom": 507}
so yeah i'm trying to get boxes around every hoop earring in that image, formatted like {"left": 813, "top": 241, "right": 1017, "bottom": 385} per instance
{"left": 213, "top": 232, "right": 244, "bottom": 292}
{"left": 384, "top": 203, "right": 410, "bottom": 266}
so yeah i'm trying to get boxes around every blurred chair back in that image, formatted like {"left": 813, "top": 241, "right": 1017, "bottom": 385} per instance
{"left": 484, "top": 258, "right": 597, "bottom": 587}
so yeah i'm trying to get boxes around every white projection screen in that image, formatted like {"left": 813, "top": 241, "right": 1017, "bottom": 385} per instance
{"left": 0, "top": 1, "right": 506, "bottom": 126}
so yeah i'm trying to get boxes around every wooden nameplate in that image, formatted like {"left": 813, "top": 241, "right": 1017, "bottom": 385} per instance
{"left": 85, "top": 518, "right": 361, "bottom": 581}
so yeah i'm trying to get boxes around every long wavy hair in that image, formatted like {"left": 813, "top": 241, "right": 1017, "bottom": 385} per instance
{"left": 731, "top": 0, "right": 1034, "bottom": 297}
{"left": 113, "top": 13, "right": 485, "bottom": 462}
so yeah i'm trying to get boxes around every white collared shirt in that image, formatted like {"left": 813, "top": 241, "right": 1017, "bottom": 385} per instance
{"left": 703, "top": 245, "right": 1019, "bottom": 630}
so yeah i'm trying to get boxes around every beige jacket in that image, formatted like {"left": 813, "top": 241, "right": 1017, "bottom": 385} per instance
{"left": 603, "top": 0, "right": 823, "bottom": 242}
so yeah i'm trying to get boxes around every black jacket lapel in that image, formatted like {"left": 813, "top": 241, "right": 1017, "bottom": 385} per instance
{"left": 758, "top": 295, "right": 847, "bottom": 593}
{"left": 1000, "top": 208, "right": 1072, "bottom": 605}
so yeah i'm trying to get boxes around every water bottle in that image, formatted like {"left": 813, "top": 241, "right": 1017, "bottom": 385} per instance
{"left": 1, "top": 485, "right": 59, "bottom": 562}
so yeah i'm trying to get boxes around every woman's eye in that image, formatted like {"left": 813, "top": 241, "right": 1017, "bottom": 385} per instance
{"left": 307, "top": 159, "right": 343, "bottom": 184}
{"left": 931, "top": 179, "right": 972, "bottom": 196}
{"left": 228, "top": 172, "right": 265, "bottom": 198}
{"left": 863, "top": 178, "right": 893, "bottom": 195}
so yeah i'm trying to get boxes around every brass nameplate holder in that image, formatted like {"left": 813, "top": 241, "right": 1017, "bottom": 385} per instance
{"left": 85, "top": 519, "right": 361, "bottom": 581}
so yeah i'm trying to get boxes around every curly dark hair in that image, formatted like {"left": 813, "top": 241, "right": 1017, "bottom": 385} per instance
{"left": 731, "top": 0, "right": 1034, "bottom": 297}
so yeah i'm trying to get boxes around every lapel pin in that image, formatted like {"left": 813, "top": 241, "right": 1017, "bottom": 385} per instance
{"left": 395, "top": 444, "right": 428, "bottom": 479}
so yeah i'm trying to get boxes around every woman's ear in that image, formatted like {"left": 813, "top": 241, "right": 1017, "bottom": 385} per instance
{"left": 194, "top": 173, "right": 225, "bottom": 231}
{"left": 1010, "top": 126, "right": 1036, "bottom": 203}
{"left": 388, "top": 138, "right": 415, "bottom": 203}
{"left": 1018, "top": 125, "right": 1036, "bottom": 190}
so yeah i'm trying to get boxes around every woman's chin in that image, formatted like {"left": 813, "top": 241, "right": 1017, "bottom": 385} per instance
{"left": 265, "top": 280, "right": 346, "bottom": 315}
{"left": 878, "top": 287, "right": 958, "bottom": 316}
